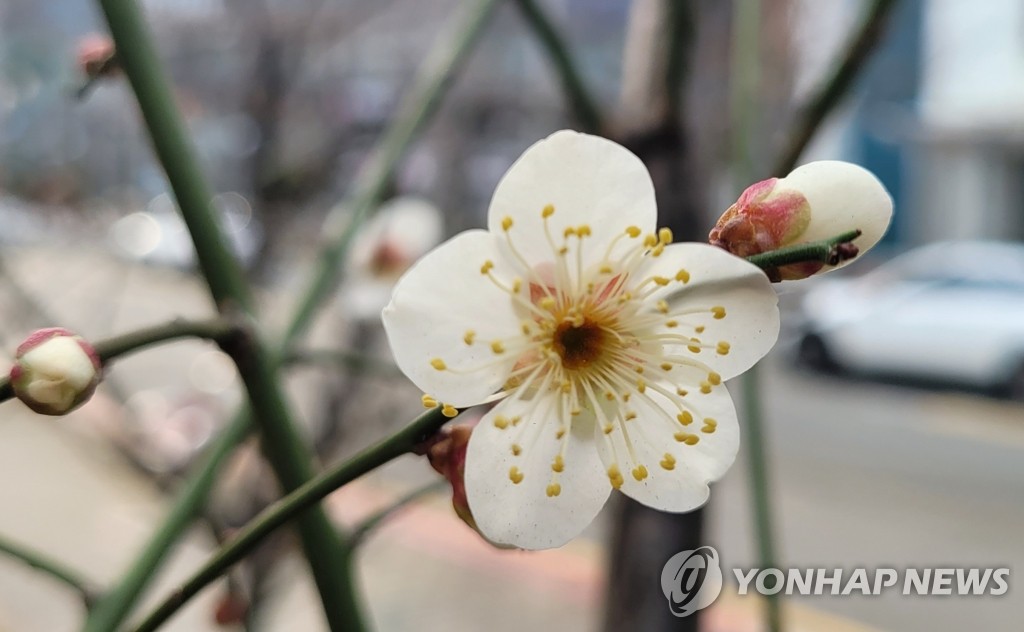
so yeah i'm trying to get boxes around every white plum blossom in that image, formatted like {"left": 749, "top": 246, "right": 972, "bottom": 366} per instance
{"left": 383, "top": 131, "right": 780, "bottom": 549}
{"left": 710, "top": 161, "right": 893, "bottom": 280}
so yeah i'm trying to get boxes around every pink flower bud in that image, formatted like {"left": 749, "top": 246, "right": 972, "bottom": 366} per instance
{"left": 76, "top": 34, "right": 118, "bottom": 79}
{"left": 710, "top": 161, "right": 893, "bottom": 280}
{"left": 10, "top": 328, "right": 102, "bottom": 415}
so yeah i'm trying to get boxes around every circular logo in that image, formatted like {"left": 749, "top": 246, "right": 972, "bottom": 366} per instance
{"left": 660, "top": 546, "right": 723, "bottom": 617}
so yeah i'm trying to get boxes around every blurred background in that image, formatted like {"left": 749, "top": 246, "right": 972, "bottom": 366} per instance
{"left": 0, "top": 0, "right": 1022, "bottom": 630}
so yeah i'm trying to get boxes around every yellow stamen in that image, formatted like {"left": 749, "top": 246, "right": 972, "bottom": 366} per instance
{"left": 717, "top": 341, "right": 731, "bottom": 355}
{"left": 608, "top": 465, "right": 624, "bottom": 489}
{"left": 480, "top": 260, "right": 494, "bottom": 274}
{"left": 421, "top": 394, "right": 438, "bottom": 408}
{"left": 660, "top": 453, "right": 676, "bottom": 470}
{"left": 542, "top": 204, "right": 555, "bottom": 218}
{"left": 659, "top": 227, "right": 673, "bottom": 244}
{"left": 501, "top": 216, "right": 513, "bottom": 231}
{"left": 625, "top": 226, "right": 641, "bottom": 238}
{"left": 441, "top": 404, "right": 458, "bottom": 418}
{"left": 632, "top": 465, "right": 649, "bottom": 481}
{"left": 509, "top": 467, "right": 524, "bottom": 484}
{"left": 546, "top": 483, "right": 561, "bottom": 497}
{"left": 491, "top": 341, "right": 505, "bottom": 354}
{"left": 430, "top": 358, "right": 447, "bottom": 371}
{"left": 552, "top": 455, "right": 565, "bottom": 473}
{"left": 711, "top": 306, "right": 726, "bottom": 319}
{"left": 463, "top": 330, "right": 476, "bottom": 345}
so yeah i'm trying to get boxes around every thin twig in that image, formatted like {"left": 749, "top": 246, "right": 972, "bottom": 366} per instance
{"left": 0, "top": 534, "right": 99, "bottom": 607}
{"left": 512, "top": 0, "right": 603, "bottom": 133}
{"left": 348, "top": 481, "right": 447, "bottom": 548}
{"left": 770, "top": 0, "right": 901, "bottom": 176}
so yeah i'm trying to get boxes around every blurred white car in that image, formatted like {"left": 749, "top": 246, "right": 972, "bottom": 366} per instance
{"left": 796, "top": 241, "right": 1024, "bottom": 398}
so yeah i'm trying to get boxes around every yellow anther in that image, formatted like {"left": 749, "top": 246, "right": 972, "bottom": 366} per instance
{"left": 717, "top": 341, "right": 731, "bottom": 355}
{"left": 660, "top": 453, "right": 677, "bottom": 470}
{"left": 676, "top": 388, "right": 689, "bottom": 397}
{"left": 634, "top": 365, "right": 644, "bottom": 374}
{"left": 603, "top": 424, "right": 614, "bottom": 435}
{"left": 441, "top": 404, "right": 458, "bottom": 418}
{"left": 463, "top": 330, "right": 476, "bottom": 345}
{"left": 578, "top": 225, "right": 592, "bottom": 237}
{"left": 546, "top": 483, "right": 562, "bottom": 497}
{"left": 625, "top": 226, "right": 641, "bottom": 238}
{"left": 643, "top": 233, "right": 658, "bottom": 248}
{"left": 658, "top": 227, "right": 673, "bottom": 245}
{"left": 421, "top": 394, "right": 438, "bottom": 408}
{"left": 542, "top": 204, "right": 555, "bottom": 218}
{"left": 512, "top": 278, "right": 522, "bottom": 293}
{"left": 636, "top": 379, "right": 646, "bottom": 394}
{"left": 560, "top": 381, "right": 571, "bottom": 394}
{"left": 511, "top": 416, "right": 521, "bottom": 426}
{"left": 539, "top": 297, "right": 556, "bottom": 310}
{"left": 677, "top": 411, "right": 693, "bottom": 425}
{"left": 607, "top": 465, "right": 624, "bottom": 489}
{"left": 571, "top": 408, "right": 581, "bottom": 416}
{"left": 624, "top": 411, "right": 637, "bottom": 421}
{"left": 622, "top": 392, "right": 632, "bottom": 402}
{"left": 521, "top": 322, "right": 532, "bottom": 335}
{"left": 632, "top": 465, "right": 649, "bottom": 481}
{"left": 657, "top": 300, "right": 669, "bottom": 314}
{"left": 501, "top": 216, "right": 513, "bottom": 231}
{"left": 430, "top": 358, "right": 447, "bottom": 371}
{"left": 563, "top": 226, "right": 576, "bottom": 238}
{"left": 711, "top": 306, "right": 726, "bottom": 319}
{"left": 599, "top": 264, "right": 613, "bottom": 274}
{"left": 509, "top": 467, "right": 524, "bottom": 484}
{"left": 674, "top": 432, "right": 700, "bottom": 445}
{"left": 480, "top": 260, "right": 495, "bottom": 274}
{"left": 491, "top": 340, "right": 505, "bottom": 354}
{"left": 653, "top": 276, "right": 670, "bottom": 286}
{"left": 695, "top": 325, "right": 705, "bottom": 333}
{"left": 552, "top": 455, "right": 565, "bottom": 473}
{"left": 687, "top": 340, "right": 702, "bottom": 353}
{"left": 558, "top": 246, "right": 568, "bottom": 255}
{"left": 702, "top": 418, "right": 718, "bottom": 434}
{"left": 556, "top": 428, "right": 566, "bottom": 439}
{"left": 652, "top": 243, "right": 665, "bottom": 257}
{"left": 700, "top": 382, "right": 712, "bottom": 394}
{"left": 675, "top": 269, "right": 691, "bottom": 283}
{"left": 604, "top": 391, "right": 616, "bottom": 401}
{"left": 708, "top": 371, "right": 722, "bottom": 385}
{"left": 660, "top": 362, "right": 673, "bottom": 371}
{"left": 494, "top": 416, "right": 509, "bottom": 430}
{"left": 511, "top": 444, "right": 522, "bottom": 456}
{"left": 666, "top": 320, "right": 678, "bottom": 328}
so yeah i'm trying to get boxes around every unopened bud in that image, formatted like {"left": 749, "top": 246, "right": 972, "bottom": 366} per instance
{"left": 711, "top": 161, "right": 892, "bottom": 280}
{"left": 76, "top": 34, "right": 118, "bottom": 80}
{"left": 10, "top": 328, "right": 101, "bottom": 415}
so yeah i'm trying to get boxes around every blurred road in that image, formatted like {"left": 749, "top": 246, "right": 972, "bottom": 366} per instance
{"left": 713, "top": 353, "right": 1024, "bottom": 631}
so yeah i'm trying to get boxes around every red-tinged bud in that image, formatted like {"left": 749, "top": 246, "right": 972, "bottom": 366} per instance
{"left": 426, "top": 425, "right": 476, "bottom": 531}
{"left": 213, "top": 590, "right": 250, "bottom": 626}
{"left": 711, "top": 161, "right": 893, "bottom": 280}
{"left": 10, "top": 328, "right": 102, "bottom": 415}
{"left": 76, "top": 34, "right": 118, "bottom": 79}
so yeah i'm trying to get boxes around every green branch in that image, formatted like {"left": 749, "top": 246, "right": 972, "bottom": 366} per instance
{"left": 0, "top": 534, "right": 99, "bottom": 607}
{"left": 770, "top": 0, "right": 900, "bottom": 176}
{"left": 95, "top": 1, "right": 364, "bottom": 629}
{"left": 130, "top": 406, "right": 454, "bottom": 632}
{"left": 83, "top": 2, "right": 501, "bottom": 628}
{"left": 0, "top": 318, "right": 240, "bottom": 403}
{"left": 512, "top": 0, "right": 603, "bottom": 133}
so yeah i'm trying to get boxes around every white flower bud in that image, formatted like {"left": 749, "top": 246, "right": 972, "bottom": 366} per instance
{"left": 10, "top": 328, "right": 101, "bottom": 415}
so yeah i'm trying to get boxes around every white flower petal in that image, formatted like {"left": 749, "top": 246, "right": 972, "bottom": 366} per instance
{"left": 595, "top": 379, "right": 739, "bottom": 512}
{"left": 636, "top": 242, "right": 780, "bottom": 380}
{"left": 465, "top": 396, "right": 611, "bottom": 549}
{"left": 382, "top": 230, "right": 522, "bottom": 406}
{"left": 777, "top": 161, "right": 893, "bottom": 269}
{"left": 487, "top": 130, "right": 657, "bottom": 270}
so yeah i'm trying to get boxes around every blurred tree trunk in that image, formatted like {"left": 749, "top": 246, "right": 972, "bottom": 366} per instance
{"left": 604, "top": 1, "right": 705, "bottom": 630}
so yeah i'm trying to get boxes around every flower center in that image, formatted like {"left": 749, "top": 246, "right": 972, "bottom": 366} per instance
{"left": 552, "top": 319, "right": 606, "bottom": 370}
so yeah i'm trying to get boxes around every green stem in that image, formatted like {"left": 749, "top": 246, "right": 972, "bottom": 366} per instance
{"left": 84, "top": 2, "right": 500, "bottom": 628}
{"left": 512, "top": 0, "right": 603, "bottom": 133}
{"left": 730, "top": 1, "right": 782, "bottom": 631}
{"left": 347, "top": 481, "right": 446, "bottom": 549}
{"left": 770, "top": 0, "right": 900, "bottom": 176}
{"left": 745, "top": 229, "right": 862, "bottom": 272}
{"left": 284, "top": 348, "right": 402, "bottom": 377}
{"left": 95, "top": 1, "right": 363, "bottom": 629}
{"left": 0, "top": 318, "right": 240, "bottom": 403}
{"left": 0, "top": 533, "right": 98, "bottom": 607}
{"left": 130, "top": 407, "right": 453, "bottom": 632}
{"left": 283, "top": 0, "right": 501, "bottom": 347}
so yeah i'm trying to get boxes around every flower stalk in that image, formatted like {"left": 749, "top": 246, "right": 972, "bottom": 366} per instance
{"left": 0, "top": 533, "right": 99, "bottom": 607}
